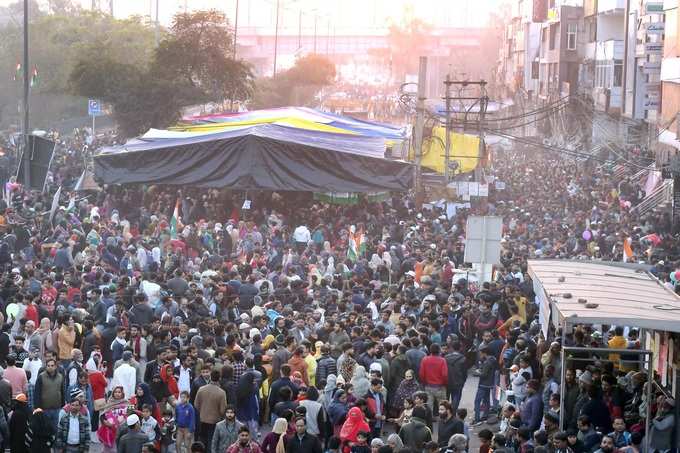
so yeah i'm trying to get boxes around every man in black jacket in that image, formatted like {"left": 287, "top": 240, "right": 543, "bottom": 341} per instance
{"left": 445, "top": 341, "right": 468, "bottom": 411}
{"left": 315, "top": 345, "right": 337, "bottom": 386}
{"left": 473, "top": 345, "right": 497, "bottom": 425}
{"left": 285, "top": 417, "right": 322, "bottom": 453}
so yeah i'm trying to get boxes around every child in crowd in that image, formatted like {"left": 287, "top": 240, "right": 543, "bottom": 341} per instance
{"left": 141, "top": 404, "right": 161, "bottom": 444}
{"left": 350, "top": 431, "right": 371, "bottom": 453}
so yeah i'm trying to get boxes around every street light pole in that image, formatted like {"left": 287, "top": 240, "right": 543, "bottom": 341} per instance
{"left": 298, "top": 9, "right": 302, "bottom": 50}
{"left": 233, "top": 0, "right": 239, "bottom": 59}
{"left": 22, "top": 0, "right": 30, "bottom": 188}
{"left": 154, "top": 0, "right": 159, "bottom": 46}
{"left": 273, "top": 0, "right": 280, "bottom": 75}
{"left": 314, "top": 14, "right": 318, "bottom": 53}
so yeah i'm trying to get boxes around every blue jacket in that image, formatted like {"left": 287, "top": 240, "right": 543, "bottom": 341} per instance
{"left": 175, "top": 402, "right": 196, "bottom": 432}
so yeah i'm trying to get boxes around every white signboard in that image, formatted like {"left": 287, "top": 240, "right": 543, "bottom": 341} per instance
{"left": 463, "top": 216, "right": 503, "bottom": 265}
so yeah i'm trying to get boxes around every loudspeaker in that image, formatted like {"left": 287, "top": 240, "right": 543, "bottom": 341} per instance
{"left": 15, "top": 134, "right": 56, "bottom": 191}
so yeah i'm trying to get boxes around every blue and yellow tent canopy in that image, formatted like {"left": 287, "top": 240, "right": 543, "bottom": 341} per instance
{"left": 170, "top": 106, "right": 406, "bottom": 144}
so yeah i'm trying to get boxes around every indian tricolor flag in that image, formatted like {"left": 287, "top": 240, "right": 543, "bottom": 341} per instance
{"left": 170, "top": 199, "right": 180, "bottom": 239}
{"left": 30, "top": 66, "right": 38, "bottom": 87}
{"left": 347, "top": 225, "right": 366, "bottom": 262}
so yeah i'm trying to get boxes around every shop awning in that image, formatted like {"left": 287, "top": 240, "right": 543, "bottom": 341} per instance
{"left": 528, "top": 260, "right": 680, "bottom": 333}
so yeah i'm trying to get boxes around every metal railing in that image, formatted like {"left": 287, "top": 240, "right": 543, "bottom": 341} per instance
{"left": 631, "top": 178, "right": 674, "bottom": 216}
{"left": 630, "top": 162, "right": 656, "bottom": 183}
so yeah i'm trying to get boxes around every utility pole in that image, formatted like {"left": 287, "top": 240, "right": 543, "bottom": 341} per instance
{"left": 109, "top": 0, "right": 113, "bottom": 15}
{"left": 21, "top": 0, "right": 30, "bottom": 188}
{"left": 444, "top": 74, "right": 452, "bottom": 183}
{"left": 154, "top": 0, "right": 159, "bottom": 46}
{"left": 233, "top": 0, "right": 239, "bottom": 59}
{"left": 326, "top": 18, "right": 330, "bottom": 55}
{"left": 314, "top": 14, "right": 318, "bottom": 53}
{"left": 273, "top": 0, "right": 280, "bottom": 75}
{"left": 414, "top": 56, "right": 427, "bottom": 208}
{"left": 298, "top": 10, "right": 302, "bottom": 50}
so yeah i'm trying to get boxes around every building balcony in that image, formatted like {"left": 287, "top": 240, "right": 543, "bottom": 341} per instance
{"left": 593, "top": 86, "right": 622, "bottom": 112}
{"left": 596, "top": 40, "right": 624, "bottom": 60}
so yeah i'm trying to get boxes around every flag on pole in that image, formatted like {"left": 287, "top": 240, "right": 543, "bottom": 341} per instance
{"left": 347, "top": 225, "right": 366, "bottom": 262}
{"left": 30, "top": 66, "right": 38, "bottom": 87}
{"left": 13, "top": 62, "right": 21, "bottom": 81}
{"left": 622, "top": 237, "right": 633, "bottom": 263}
{"left": 49, "top": 186, "right": 62, "bottom": 225}
{"left": 170, "top": 198, "right": 180, "bottom": 239}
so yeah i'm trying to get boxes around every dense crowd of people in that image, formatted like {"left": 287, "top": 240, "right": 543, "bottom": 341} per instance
{"left": 0, "top": 130, "right": 676, "bottom": 453}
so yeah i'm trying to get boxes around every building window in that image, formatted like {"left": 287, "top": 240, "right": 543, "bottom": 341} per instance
{"left": 614, "top": 60, "right": 623, "bottom": 87}
{"left": 567, "top": 23, "right": 577, "bottom": 50}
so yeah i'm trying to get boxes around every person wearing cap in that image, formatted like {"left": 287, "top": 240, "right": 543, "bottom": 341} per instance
{"left": 8, "top": 393, "right": 30, "bottom": 452}
{"left": 54, "top": 398, "right": 90, "bottom": 452}
{"left": 117, "top": 414, "right": 148, "bottom": 453}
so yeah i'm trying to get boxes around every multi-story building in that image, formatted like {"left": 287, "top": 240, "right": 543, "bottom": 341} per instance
{"left": 580, "top": 0, "right": 626, "bottom": 113}
{"left": 658, "top": 0, "right": 680, "bottom": 159}
{"left": 535, "top": 1, "right": 585, "bottom": 99}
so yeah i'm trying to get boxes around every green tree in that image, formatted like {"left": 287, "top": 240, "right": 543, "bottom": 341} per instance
{"left": 0, "top": 8, "right": 156, "bottom": 129}
{"left": 153, "top": 9, "right": 254, "bottom": 104}
{"left": 251, "top": 53, "right": 336, "bottom": 109}
{"left": 69, "top": 9, "right": 255, "bottom": 137}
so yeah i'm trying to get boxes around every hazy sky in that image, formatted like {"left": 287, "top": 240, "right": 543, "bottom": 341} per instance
{"left": 4, "top": 0, "right": 503, "bottom": 31}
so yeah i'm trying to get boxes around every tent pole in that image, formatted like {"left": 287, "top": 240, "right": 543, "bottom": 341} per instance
{"left": 558, "top": 319, "right": 567, "bottom": 431}
{"left": 644, "top": 338, "right": 653, "bottom": 453}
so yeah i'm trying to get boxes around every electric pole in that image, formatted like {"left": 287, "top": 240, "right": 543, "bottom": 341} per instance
{"left": 273, "top": 0, "right": 280, "bottom": 75}
{"left": 233, "top": 0, "right": 239, "bottom": 59}
{"left": 314, "top": 14, "right": 318, "bottom": 53}
{"left": 444, "top": 74, "right": 452, "bottom": 183}
{"left": 21, "top": 0, "right": 30, "bottom": 188}
{"left": 154, "top": 0, "right": 159, "bottom": 46}
{"left": 414, "top": 56, "right": 427, "bottom": 208}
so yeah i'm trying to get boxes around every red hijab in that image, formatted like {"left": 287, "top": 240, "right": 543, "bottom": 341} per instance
{"left": 339, "top": 407, "right": 369, "bottom": 443}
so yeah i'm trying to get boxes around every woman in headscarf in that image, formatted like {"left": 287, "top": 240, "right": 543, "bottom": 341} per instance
{"left": 350, "top": 365, "right": 370, "bottom": 399}
{"left": 327, "top": 389, "right": 350, "bottom": 438}
{"left": 159, "top": 362, "right": 179, "bottom": 403}
{"left": 261, "top": 417, "right": 288, "bottom": 453}
{"left": 386, "top": 433, "right": 404, "bottom": 451}
{"left": 131, "top": 383, "right": 160, "bottom": 422}
{"left": 96, "top": 385, "right": 128, "bottom": 452}
{"left": 390, "top": 369, "right": 421, "bottom": 416}
{"left": 236, "top": 371, "right": 260, "bottom": 437}
{"left": 149, "top": 373, "right": 172, "bottom": 406}
{"left": 321, "top": 374, "right": 338, "bottom": 411}
{"left": 9, "top": 394, "right": 30, "bottom": 453}
{"left": 25, "top": 409, "right": 55, "bottom": 453}
{"left": 339, "top": 406, "right": 370, "bottom": 450}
